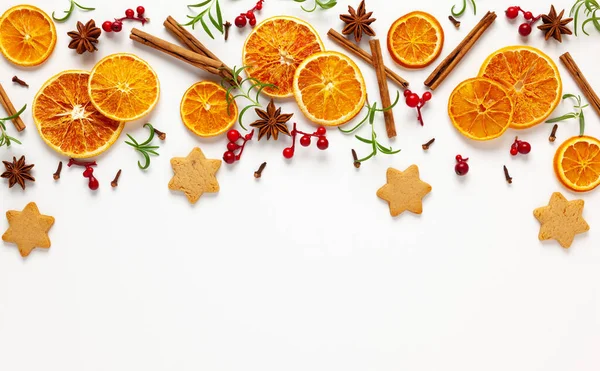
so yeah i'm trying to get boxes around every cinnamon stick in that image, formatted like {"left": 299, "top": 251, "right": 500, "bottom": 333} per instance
{"left": 424, "top": 11, "right": 497, "bottom": 90}
{"left": 560, "top": 52, "right": 600, "bottom": 118}
{"left": 164, "top": 16, "right": 226, "bottom": 67}
{"left": 327, "top": 29, "right": 409, "bottom": 89}
{"left": 0, "top": 83, "right": 25, "bottom": 132}
{"left": 369, "top": 39, "right": 396, "bottom": 138}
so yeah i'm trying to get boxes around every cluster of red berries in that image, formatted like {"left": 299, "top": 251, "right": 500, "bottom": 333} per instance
{"left": 223, "top": 129, "right": 254, "bottom": 164}
{"left": 283, "top": 123, "right": 328, "bottom": 159}
{"left": 455, "top": 155, "right": 469, "bottom": 176}
{"left": 404, "top": 89, "right": 432, "bottom": 126}
{"left": 505, "top": 6, "right": 541, "bottom": 36}
{"left": 510, "top": 137, "right": 531, "bottom": 156}
{"left": 234, "top": 0, "right": 264, "bottom": 28}
{"left": 102, "top": 6, "right": 148, "bottom": 33}
{"left": 68, "top": 159, "right": 99, "bottom": 190}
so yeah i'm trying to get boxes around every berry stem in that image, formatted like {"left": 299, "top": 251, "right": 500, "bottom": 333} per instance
{"left": 68, "top": 158, "right": 97, "bottom": 168}
{"left": 235, "top": 130, "right": 254, "bottom": 160}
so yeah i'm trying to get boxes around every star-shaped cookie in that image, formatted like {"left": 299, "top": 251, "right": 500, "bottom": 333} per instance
{"left": 168, "top": 147, "right": 221, "bottom": 204}
{"left": 377, "top": 165, "right": 432, "bottom": 216}
{"left": 533, "top": 192, "right": 589, "bottom": 248}
{"left": 2, "top": 202, "right": 55, "bottom": 257}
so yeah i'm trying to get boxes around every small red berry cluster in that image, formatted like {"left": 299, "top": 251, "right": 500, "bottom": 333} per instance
{"left": 223, "top": 129, "right": 254, "bottom": 164}
{"left": 404, "top": 89, "right": 432, "bottom": 126}
{"left": 283, "top": 123, "right": 328, "bottom": 159}
{"left": 102, "top": 6, "right": 148, "bottom": 33}
{"left": 235, "top": 0, "right": 264, "bottom": 28}
{"left": 68, "top": 159, "right": 99, "bottom": 190}
{"left": 505, "top": 6, "right": 541, "bottom": 36}
{"left": 455, "top": 155, "right": 469, "bottom": 176}
{"left": 510, "top": 137, "right": 531, "bottom": 156}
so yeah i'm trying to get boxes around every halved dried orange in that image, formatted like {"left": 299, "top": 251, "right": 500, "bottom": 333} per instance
{"left": 448, "top": 78, "right": 514, "bottom": 141}
{"left": 33, "top": 70, "right": 124, "bottom": 159}
{"left": 479, "top": 46, "right": 562, "bottom": 129}
{"left": 242, "top": 16, "right": 324, "bottom": 98}
{"left": 293, "top": 51, "right": 366, "bottom": 126}
{"left": 88, "top": 53, "right": 160, "bottom": 122}
{"left": 0, "top": 5, "right": 57, "bottom": 66}
{"left": 387, "top": 11, "right": 444, "bottom": 69}
{"left": 180, "top": 81, "right": 238, "bottom": 137}
{"left": 553, "top": 135, "right": 600, "bottom": 192}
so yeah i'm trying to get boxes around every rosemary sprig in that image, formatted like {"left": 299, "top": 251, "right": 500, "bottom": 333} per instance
{"left": 0, "top": 105, "right": 26, "bottom": 148}
{"left": 339, "top": 92, "right": 401, "bottom": 163}
{"left": 293, "top": 0, "right": 337, "bottom": 12}
{"left": 571, "top": 0, "right": 600, "bottom": 35}
{"left": 221, "top": 65, "right": 277, "bottom": 131}
{"left": 52, "top": 0, "right": 95, "bottom": 22}
{"left": 182, "top": 0, "right": 223, "bottom": 39}
{"left": 451, "top": 0, "right": 477, "bottom": 17}
{"left": 546, "top": 94, "right": 589, "bottom": 136}
{"left": 125, "top": 123, "right": 160, "bottom": 169}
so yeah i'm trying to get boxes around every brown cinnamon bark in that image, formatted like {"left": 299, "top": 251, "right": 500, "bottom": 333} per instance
{"left": 369, "top": 39, "right": 396, "bottom": 138}
{"left": 560, "top": 52, "right": 600, "bottom": 117}
{"left": 0, "top": 83, "right": 25, "bottom": 132}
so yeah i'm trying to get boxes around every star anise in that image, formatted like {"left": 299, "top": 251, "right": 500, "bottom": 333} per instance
{"left": 339, "top": 0, "right": 376, "bottom": 43}
{"left": 2, "top": 155, "right": 35, "bottom": 190}
{"left": 250, "top": 99, "right": 293, "bottom": 141}
{"left": 67, "top": 19, "right": 101, "bottom": 54}
{"left": 538, "top": 5, "right": 573, "bottom": 42}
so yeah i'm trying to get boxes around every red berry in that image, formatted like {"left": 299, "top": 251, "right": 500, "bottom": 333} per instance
{"left": 403, "top": 89, "right": 412, "bottom": 97}
{"left": 316, "top": 127, "right": 327, "bottom": 136}
{"left": 246, "top": 10, "right": 255, "bottom": 18}
{"left": 455, "top": 162, "right": 469, "bottom": 176}
{"left": 317, "top": 137, "right": 329, "bottom": 150}
{"left": 406, "top": 93, "right": 420, "bottom": 108}
{"left": 111, "top": 21, "right": 123, "bottom": 32}
{"left": 223, "top": 151, "right": 236, "bottom": 164}
{"left": 518, "top": 141, "right": 531, "bottom": 154}
{"left": 235, "top": 15, "right": 247, "bottom": 27}
{"left": 524, "top": 11, "right": 533, "bottom": 20}
{"left": 518, "top": 23, "right": 532, "bottom": 36}
{"left": 244, "top": 133, "right": 253, "bottom": 141}
{"left": 249, "top": 17, "right": 257, "bottom": 26}
{"left": 255, "top": 2, "right": 262, "bottom": 10}
{"left": 136, "top": 6, "right": 145, "bottom": 16}
{"left": 125, "top": 9, "right": 135, "bottom": 18}
{"left": 227, "top": 129, "right": 240, "bottom": 142}
{"left": 422, "top": 91, "right": 432, "bottom": 102}
{"left": 102, "top": 21, "right": 113, "bottom": 32}
{"left": 83, "top": 166, "right": 94, "bottom": 178}
{"left": 510, "top": 147, "right": 518, "bottom": 156}
{"left": 88, "top": 176, "right": 99, "bottom": 190}
{"left": 300, "top": 135, "right": 311, "bottom": 147}
{"left": 227, "top": 142, "right": 239, "bottom": 152}
{"left": 455, "top": 154, "right": 464, "bottom": 162}
{"left": 505, "top": 6, "right": 519, "bottom": 19}
{"left": 283, "top": 147, "right": 294, "bottom": 159}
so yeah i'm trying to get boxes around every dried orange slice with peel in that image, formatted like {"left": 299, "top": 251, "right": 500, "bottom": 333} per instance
{"left": 387, "top": 11, "right": 444, "bottom": 69}
{"left": 448, "top": 78, "right": 514, "bottom": 141}
{"left": 180, "top": 81, "right": 238, "bottom": 137}
{"left": 33, "top": 70, "right": 124, "bottom": 159}
{"left": 88, "top": 53, "right": 160, "bottom": 122}
{"left": 242, "top": 16, "right": 324, "bottom": 98}
{"left": 553, "top": 135, "right": 600, "bottom": 192}
{"left": 293, "top": 51, "right": 367, "bottom": 127}
{"left": 479, "top": 46, "right": 562, "bottom": 129}
{"left": 0, "top": 5, "right": 57, "bottom": 66}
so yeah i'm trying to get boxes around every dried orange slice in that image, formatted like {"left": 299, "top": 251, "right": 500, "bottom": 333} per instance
{"left": 553, "top": 135, "right": 600, "bottom": 192}
{"left": 293, "top": 51, "right": 366, "bottom": 127}
{"left": 387, "top": 11, "right": 444, "bottom": 69}
{"left": 242, "top": 16, "right": 324, "bottom": 98}
{"left": 0, "top": 5, "right": 57, "bottom": 66}
{"left": 32, "top": 71, "right": 124, "bottom": 159}
{"left": 88, "top": 53, "right": 160, "bottom": 122}
{"left": 180, "top": 81, "right": 238, "bottom": 137}
{"left": 448, "top": 78, "right": 514, "bottom": 141}
{"left": 479, "top": 46, "right": 562, "bottom": 129}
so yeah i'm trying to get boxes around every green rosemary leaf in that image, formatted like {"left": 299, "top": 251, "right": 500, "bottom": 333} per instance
{"left": 7, "top": 136, "right": 21, "bottom": 145}
{"left": 125, "top": 134, "right": 139, "bottom": 146}
{"left": 188, "top": 0, "right": 211, "bottom": 8}
{"left": 579, "top": 109, "right": 586, "bottom": 136}
{"left": 73, "top": 2, "right": 95, "bottom": 11}
{"left": 52, "top": 1, "right": 75, "bottom": 22}
{"left": 2, "top": 104, "right": 26, "bottom": 121}
{"left": 451, "top": 0, "right": 467, "bottom": 16}
{"left": 145, "top": 150, "right": 160, "bottom": 156}
{"left": 200, "top": 16, "right": 214, "bottom": 39}
{"left": 138, "top": 152, "right": 151, "bottom": 170}
{"left": 215, "top": 0, "right": 223, "bottom": 28}
{"left": 339, "top": 110, "right": 369, "bottom": 133}
{"left": 208, "top": 9, "right": 223, "bottom": 33}
{"left": 378, "top": 91, "right": 400, "bottom": 112}
{"left": 355, "top": 135, "right": 372, "bottom": 144}
{"left": 254, "top": 83, "right": 277, "bottom": 103}
{"left": 238, "top": 104, "right": 259, "bottom": 131}
{"left": 546, "top": 113, "right": 577, "bottom": 123}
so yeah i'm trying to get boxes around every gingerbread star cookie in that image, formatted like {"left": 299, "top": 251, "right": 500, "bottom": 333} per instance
{"left": 2, "top": 202, "right": 55, "bottom": 257}
{"left": 377, "top": 165, "right": 432, "bottom": 216}
{"left": 168, "top": 147, "right": 221, "bottom": 204}
{"left": 533, "top": 192, "right": 589, "bottom": 248}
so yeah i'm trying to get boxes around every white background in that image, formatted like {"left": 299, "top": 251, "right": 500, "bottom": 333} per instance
{"left": 1, "top": 0, "right": 599, "bottom": 370}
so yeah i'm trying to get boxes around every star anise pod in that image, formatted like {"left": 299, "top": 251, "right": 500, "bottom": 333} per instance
{"left": 538, "top": 5, "right": 573, "bottom": 42}
{"left": 250, "top": 99, "right": 293, "bottom": 141}
{"left": 339, "top": 0, "right": 376, "bottom": 43}
{"left": 67, "top": 19, "right": 101, "bottom": 54}
{"left": 2, "top": 155, "right": 35, "bottom": 190}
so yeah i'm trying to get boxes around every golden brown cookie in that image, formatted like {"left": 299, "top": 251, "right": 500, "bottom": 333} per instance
{"left": 533, "top": 192, "right": 589, "bottom": 248}
{"left": 2, "top": 202, "right": 55, "bottom": 257}
{"left": 377, "top": 165, "right": 432, "bottom": 216}
{"left": 168, "top": 147, "right": 221, "bottom": 204}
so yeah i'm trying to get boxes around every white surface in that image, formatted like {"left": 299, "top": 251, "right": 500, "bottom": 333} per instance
{"left": 1, "top": 0, "right": 599, "bottom": 370}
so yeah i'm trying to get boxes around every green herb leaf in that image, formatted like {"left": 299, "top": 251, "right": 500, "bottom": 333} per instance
{"left": 451, "top": 0, "right": 476, "bottom": 17}
{"left": 52, "top": 0, "right": 94, "bottom": 22}
{"left": 571, "top": 0, "right": 600, "bottom": 36}
{"left": 545, "top": 93, "right": 589, "bottom": 134}
{"left": 125, "top": 123, "right": 160, "bottom": 169}
{"left": 183, "top": 0, "right": 224, "bottom": 37}
{"left": 294, "top": 0, "right": 337, "bottom": 12}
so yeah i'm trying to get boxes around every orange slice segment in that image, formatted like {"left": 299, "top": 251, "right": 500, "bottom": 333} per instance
{"left": 448, "top": 78, "right": 514, "bottom": 141}
{"left": 0, "top": 5, "right": 57, "bottom": 66}
{"left": 180, "top": 81, "right": 238, "bottom": 137}
{"left": 88, "top": 53, "right": 160, "bottom": 122}
{"left": 479, "top": 46, "right": 562, "bottom": 129}
{"left": 293, "top": 51, "right": 367, "bottom": 127}
{"left": 553, "top": 135, "right": 600, "bottom": 192}
{"left": 33, "top": 70, "right": 124, "bottom": 159}
{"left": 387, "top": 11, "right": 444, "bottom": 69}
{"left": 242, "top": 16, "right": 324, "bottom": 98}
